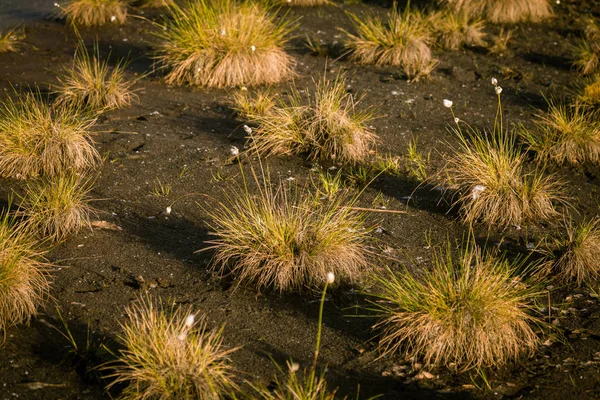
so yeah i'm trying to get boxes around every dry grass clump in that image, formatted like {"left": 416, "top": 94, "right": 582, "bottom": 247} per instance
{"left": 487, "top": 27, "right": 513, "bottom": 55}
{"left": 205, "top": 176, "right": 370, "bottom": 292}
{"left": 135, "top": 0, "right": 175, "bottom": 8}
{"left": 343, "top": 5, "right": 436, "bottom": 80}
{"left": 442, "top": 131, "right": 562, "bottom": 228}
{"left": 0, "top": 29, "right": 22, "bottom": 53}
{"left": 250, "top": 361, "right": 335, "bottom": 400}
{"left": 371, "top": 244, "right": 540, "bottom": 371}
{"left": 156, "top": 0, "right": 295, "bottom": 88}
{"left": 0, "top": 93, "right": 100, "bottom": 179}
{"left": 439, "top": 0, "right": 552, "bottom": 24}
{"left": 105, "top": 296, "right": 237, "bottom": 399}
{"left": 55, "top": 43, "right": 136, "bottom": 111}
{"left": 241, "top": 76, "right": 377, "bottom": 164}
{"left": 278, "top": 0, "right": 329, "bottom": 6}
{"left": 541, "top": 219, "right": 600, "bottom": 286}
{"left": 57, "top": 0, "right": 128, "bottom": 27}
{"left": 574, "top": 20, "right": 600, "bottom": 75}
{"left": 232, "top": 89, "right": 278, "bottom": 120}
{"left": 578, "top": 75, "right": 600, "bottom": 107}
{"left": 19, "top": 174, "right": 95, "bottom": 242}
{"left": 0, "top": 212, "right": 50, "bottom": 335}
{"left": 519, "top": 102, "right": 600, "bottom": 166}
{"left": 429, "top": 11, "right": 486, "bottom": 50}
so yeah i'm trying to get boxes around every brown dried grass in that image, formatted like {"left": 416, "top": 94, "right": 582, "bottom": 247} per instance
{"left": 440, "top": 0, "right": 552, "bottom": 23}
{"left": 156, "top": 0, "right": 295, "bottom": 88}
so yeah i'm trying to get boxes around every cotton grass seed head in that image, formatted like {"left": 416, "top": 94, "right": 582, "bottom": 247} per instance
{"left": 371, "top": 243, "right": 541, "bottom": 371}
{"left": 443, "top": 99, "right": 453, "bottom": 108}
{"left": 156, "top": 0, "right": 295, "bottom": 88}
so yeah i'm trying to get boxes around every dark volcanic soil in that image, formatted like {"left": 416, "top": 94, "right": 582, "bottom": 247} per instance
{"left": 1, "top": 0, "right": 600, "bottom": 399}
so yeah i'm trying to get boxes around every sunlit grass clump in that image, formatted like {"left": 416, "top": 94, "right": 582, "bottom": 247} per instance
{"left": 0, "top": 93, "right": 100, "bottom": 179}
{"left": 136, "top": 0, "right": 175, "bottom": 7}
{"left": 105, "top": 296, "right": 237, "bottom": 399}
{"left": 239, "top": 76, "right": 377, "bottom": 164}
{"left": 55, "top": 43, "right": 136, "bottom": 111}
{"left": 57, "top": 0, "right": 128, "bottom": 26}
{"left": 542, "top": 219, "right": 600, "bottom": 286}
{"left": 343, "top": 5, "right": 436, "bottom": 80}
{"left": 442, "top": 130, "right": 562, "bottom": 228}
{"left": 0, "top": 29, "right": 22, "bottom": 53}
{"left": 578, "top": 75, "right": 600, "bottom": 107}
{"left": 205, "top": 177, "right": 370, "bottom": 292}
{"left": 439, "top": 0, "right": 552, "bottom": 24}
{"left": 19, "top": 174, "right": 95, "bottom": 242}
{"left": 574, "top": 20, "right": 600, "bottom": 75}
{"left": 519, "top": 102, "right": 600, "bottom": 166}
{"left": 441, "top": 85, "right": 563, "bottom": 228}
{"left": 429, "top": 11, "right": 486, "bottom": 50}
{"left": 279, "top": 0, "right": 329, "bottom": 6}
{"left": 371, "top": 244, "right": 540, "bottom": 371}
{"left": 156, "top": 0, "right": 295, "bottom": 88}
{"left": 0, "top": 212, "right": 49, "bottom": 334}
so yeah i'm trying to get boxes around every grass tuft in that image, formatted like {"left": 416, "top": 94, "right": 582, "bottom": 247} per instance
{"left": 242, "top": 75, "right": 377, "bottom": 164}
{"left": 135, "top": 0, "right": 175, "bottom": 8}
{"left": 578, "top": 75, "right": 600, "bottom": 107}
{"left": 519, "top": 101, "right": 600, "bottom": 166}
{"left": 0, "top": 211, "right": 50, "bottom": 335}
{"left": 105, "top": 295, "right": 238, "bottom": 399}
{"left": 278, "top": 0, "right": 329, "bottom": 6}
{"left": 19, "top": 174, "right": 95, "bottom": 242}
{"left": 429, "top": 11, "right": 486, "bottom": 50}
{"left": 371, "top": 243, "right": 540, "bottom": 371}
{"left": 573, "top": 20, "right": 600, "bottom": 75}
{"left": 542, "top": 219, "right": 600, "bottom": 286}
{"left": 156, "top": 0, "right": 295, "bottom": 88}
{"left": 204, "top": 172, "right": 370, "bottom": 292}
{"left": 0, "top": 93, "right": 100, "bottom": 179}
{"left": 57, "top": 0, "right": 128, "bottom": 27}
{"left": 439, "top": 0, "right": 552, "bottom": 23}
{"left": 442, "top": 130, "right": 562, "bottom": 228}
{"left": 55, "top": 42, "right": 137, "bottom": 111}
{"left": 343, "top": 5, "right": 436, "bottom": 80}
{"left": 0, "top": 29, "right": 23, "bottom": 53}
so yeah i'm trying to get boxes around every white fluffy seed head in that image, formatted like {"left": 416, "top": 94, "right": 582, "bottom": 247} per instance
{"left": 326, "top": 272, "right": 335, "bottom": 284}
{"left": 443, "top": 99, "right": 453, "bottom": 108}
{"left": 491, "top": 77, "right": 498, "bottom": 86}
{"left": 243, "top": 125, "right": 253, "bottom": 135}
{"left": 289, "top": 362, "right": 300, "bottom": 372}
{"left": 230, "top": 146, "right": 240, "bottom": 157}
{"left": 495, "top": 86, "right": 503, "bottom": 95}
{"left": 185, "top": 314, "right": 195, "bottom": 328}
{"left": 472, "top": 185, "right": 487, "bottom": 200}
